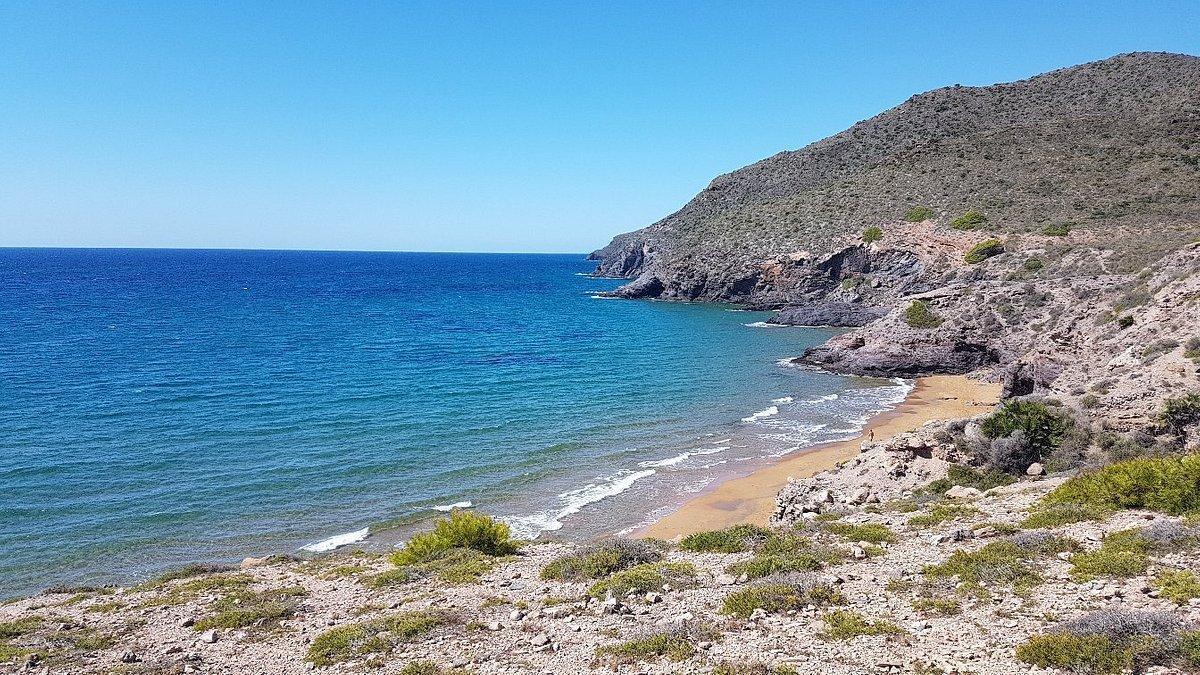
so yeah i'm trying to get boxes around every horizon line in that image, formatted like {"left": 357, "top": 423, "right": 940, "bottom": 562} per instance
{"left": 0, "top": 245, "right": 591, "bottom": 256}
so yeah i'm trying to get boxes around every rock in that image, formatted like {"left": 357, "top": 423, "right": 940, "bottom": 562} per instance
{"left": 240, "top": 556, "right": 269, "bottom": 568}
{"left": 770, "top": 302, "right": 888, "bottom": 328}
{"left": 509, "top": 609, "right": 525, "bottom": 621}
{"left": 530, "top": 633, "right": 550, "bottom": 647}
{"left": 645, "top": 592, "right": 663, "bottom": 604}
{"left": 120, "top": 651, "right": 139, "bottom": 663}
{"left": 200, "top": 629, "right": 219, "bottom": 644}
{"left": 851, "top": 545, "right": 867, "bottom": 560}
{"left": 486, "top": 622, "right": 502, "bottom": 631}
{"left": 180, "top": 616, "right": 195, "bottom": 628}
{"left": 1026, "top": 462, "right": 1045, "bottom": 476}
{"left": 749, "top": 608, "right": 769, "bottom": 621}
{"left": 945, "top": 485, "right": 982, "bottom": 499}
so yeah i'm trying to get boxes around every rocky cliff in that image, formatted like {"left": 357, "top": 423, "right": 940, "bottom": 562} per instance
{"left": 591, "top": 52, "right": 1200, "bottom": 428}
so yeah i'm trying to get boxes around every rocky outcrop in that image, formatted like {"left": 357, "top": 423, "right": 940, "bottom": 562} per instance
{"left": 768, "top": 302, "right": 887, "bottom": 327}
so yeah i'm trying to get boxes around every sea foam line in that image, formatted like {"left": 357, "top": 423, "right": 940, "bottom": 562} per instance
{"left": 432, "top": 501, "right": 473, "bottom": 512}
{"left": 638, "top": 446, "right": 728, "bottom": 469}
{"left": 506, "top": 469, "right": 656, "bottom": 538}
{"left": 741, "top": 405, "right": 779, "bottom": 423}
{"left": 301, "top": 527, "right": 369, "bottom": 553}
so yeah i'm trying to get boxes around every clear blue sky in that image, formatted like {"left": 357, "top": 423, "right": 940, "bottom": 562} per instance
{"left": 1, "top": 1, "right": 1196, "bottom": 253}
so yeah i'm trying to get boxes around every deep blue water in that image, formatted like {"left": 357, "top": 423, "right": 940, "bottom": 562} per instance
{"left": 0, "top": 249, "right": 908, "bottom": 597}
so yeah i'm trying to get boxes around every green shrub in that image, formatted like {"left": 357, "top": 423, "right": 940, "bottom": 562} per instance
{"left": 712, "top": 662, "right": 799, "bottom": 675}
{"left": 392, "top": 511, "right": 518, "bottom": 566}
{"left": 819, "top": 610, "right": 901, "bottom": 640}
{"left": 1024, "top": 258, "right": 1045, "bottom": 272}
{"left": 541, "top": 539, "right": 661, "bottom": 581}
{"left": 1184, "top": 337, "right": 1200, "bottom": 360}
{"left": 587, "top": 562, "right": 696, "bottom": 599}
{"left": 964, "top": 238, "right": 1005, "bottom": 264}
{"left": 727, "top": 552, "right": 823, "bottom": 580}
{"left": 1154, "top": 570, "right": 1200, "bottom": 604}
{"left": 980, "top": 400, "right": 1070, "bottom": 470}
{"left": 904, "top": 300, "right": 943, "bottom": 329}
{"left": 924, "top": 465, "right": 1017, "bottom": 495}
{"left": 594, "top": 625, "right": 710, "bottom": 665}
{"left": 1038, "top": 454, "right": 1200, "bottom": 516}
{"left": 1182, "top": 631, "right": 1200, "bottom": 666}
{"left": 1016, "top": 633, "right": 1132, "bottom": 673}
{"left": 1069, "top": 530, "right": 1152, "bottom": 581}
{"left": 862, "top": 226, "right": 883, "bottom": 243}
{"left": 821, "top": 522, "right": 896, "bottom": 544}
{"left": 1159, "top": 393, "right": 1200, "bottom": 434}
{"left": 397, "top": 662, "right": 471, "bottom": 675}
{"left": 1043, "top": 222, "right": 1073, "bottom": 236}
{"left": 923, "top": 541, "right": 1041, "bottom": 590}
{"left": 904, "top": 206, "right": 936, "bottom": 222}
{"left": 722, "top": 579, "right": 843, "bottom": 618}
{"left": 1023, "top": 501, "right": 1113, "bottom": 529}
{"left": 950, "top": 210, "right": 987, "bottom": 230}
{"left": 907, "top": 504, "right": 978, "bottom": 528}
{"left": 911, "top": 597, "right": 961, "bottom": 616}
{"left": 306, "top": 611, "right": 445, "bottom": 666}
{"left": 679, "top": 524, "right": 772, "bottom": 553}
{"left": 194, "top": 586, "right": 307, "bottom": 631}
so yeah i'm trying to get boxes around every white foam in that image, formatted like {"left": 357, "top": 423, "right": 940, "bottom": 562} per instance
{"left": 590, "top": 294, "right": 620, "bottom": 300}
{"left": 741, "top": 405, "right": 779, "bottom": 423}
{"left": 638, "top": 447, "right": 727, "bottom": 468}
{"left": 804, "top": 393, "right": 839, "bottom": 403}
{"left": 772, "top": 396, "right": 795, "bottom": 404}
{"left": 301, "top": 527, "right": 369, "bottom": 553}
{"left": 432, "top": 501, "right": 473, "bottom": 512}
{"left": 506, "top": 469, "right": 656, "bottom": 538}
{"left": 742, "top": 321, "right": 784, "bottom": 328}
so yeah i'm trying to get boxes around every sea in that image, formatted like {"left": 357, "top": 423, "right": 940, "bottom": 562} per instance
{"left": 0, "top": 249, "right": 911, "bottom": 598}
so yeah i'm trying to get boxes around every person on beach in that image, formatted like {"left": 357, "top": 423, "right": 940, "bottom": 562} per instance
{"left": 868, "top": 429, "right": 875, "bottom": 442}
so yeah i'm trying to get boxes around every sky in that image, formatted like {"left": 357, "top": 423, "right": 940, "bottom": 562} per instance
{"left": 0, "top": 1, "right": 1197, "bottom": 253}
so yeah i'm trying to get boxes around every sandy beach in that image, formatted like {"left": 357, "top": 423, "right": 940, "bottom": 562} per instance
{"left": 638, "top": 374, "right": 1001, "bottom": 539}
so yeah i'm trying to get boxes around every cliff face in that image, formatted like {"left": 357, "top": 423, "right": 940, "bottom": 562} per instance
{"left": 591, "top": 52, "right": 1200, "bottom": 427}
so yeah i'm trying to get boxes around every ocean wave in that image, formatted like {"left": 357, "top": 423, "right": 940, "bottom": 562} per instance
{"left": 590, "top": 294, "right": 620, "bottom": 300}
{"left": 638, "top": 447, "right": 727, "bottom": 469}
{"left": 301, "top": 527, "right": 369, "bottom": 553}
{"left": 772, "top": 396, "right": 794, "bottom": 404}
{"left": 741, "top": 405, "right": 779, "bottom": 423}
{"left": 431, "top": 501, "right": 473, "bottom": 512}
{"left": 742, "top": 321, "right": 784, "bottom": 328}
{"left": 506, "top": 469, "right": 656, "bottom": 538}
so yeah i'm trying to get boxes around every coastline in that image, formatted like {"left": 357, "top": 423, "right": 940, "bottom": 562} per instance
{"left": 636, "top": 374, "right": 1001, "bottom": 539}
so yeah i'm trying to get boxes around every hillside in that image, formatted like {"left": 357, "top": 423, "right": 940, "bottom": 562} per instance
{"left": 591, "top": 52, "right": 1200, "bottom": 430}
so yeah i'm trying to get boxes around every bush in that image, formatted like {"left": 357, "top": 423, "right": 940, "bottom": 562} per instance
{"left": 1159, "top": 393, "right": 1200, "bottom": 434}
{"left": 594, "top": 624, "right": 711, "bottom": 665}
{"left": 712, "top": 662, "right": 799, "bottom": 675}
{"left": 862, "top": 226, "right": 883, "bottom": 243}
{"left": 911, "top": 597, "right": 961, "bottom": 616}
{"left": 1155, "top": 570, "right": 1200, "bottom": 605}
{"left": 979, "top": 401, "right": 1070, "bottom": 473}
{"left": 821, "top": 522, "right": 896, "bottom": 544}
{"left": 819, "top": 610, "right": 902, "bottom": 640}
{"left": 307, "top": 612, "right": 444, "bottom": 666}
{"left": 679, "top": 524, "right": 772, "bottom": 553}
{"left": 950, "top": 210, "right": 987, "bottom": 230}
{"left": 541, "top": 539, "right": 661, "bottom": 581}
{"left": 907, "top": 504, "right": 978, "bottom": 528}
{"left": 1018, "top": 609, "right": 1190, "bottom": 673}
{"left": 1069, "top": 530, "right": 1152, "bottom": 581}
{"left": 924, "top": 465, "right": 1016, "bottom": 495}
{"left": 392, "top": 511, "right": 518, "bottom": 566}
{"left": 397, "top": 662, "right": 470, "bottom": 675}
{"left": 1022, "top": 501, "right": 1112, "bottom": 529}
{"left": 194, "top": 586, "right": 306, "bottom": 631}
{"left": 923, "top": 541, "right": 1041, "bottom": 590}
{"left": 1043, "top": 221, "right": 1073, "bottom": 236}
{"left": 587, "top": 562, "right": 696, "bottom": 599}
{"left": 904, "top": 206, "right": 936, "bottom": 222}
{"left": 1024, "top": 258, "right": 1045, "bottom": 272}
{"left": 721, "top": 575, "right": 843, "bottom": 618}
{"left": 964, "top": 238, "right": 1005, "bottom": 264}
{"left": 1008, "top": 531, "right": 1080, "bottom": 555}
{"left": 903, "top": 300, "right": 943, "bottom": 329}
{"left": 1038, "top": 454, "right": 1200, "bottom": 516}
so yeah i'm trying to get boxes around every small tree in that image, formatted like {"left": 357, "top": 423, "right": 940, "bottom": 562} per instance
{"left": 862, "top": 226, "right": 883, "bottom": 244}
{"left": 965, "top": 239, "right": 1005, "bottom": 264}
{"left": 950, "top": 210, "right": 987, "bottom": 230}
{"left": 904, "top": 300, "right": 943, "bottom": 328}
{"left": 904, "top": 206, "right": 936, "bottom": 222}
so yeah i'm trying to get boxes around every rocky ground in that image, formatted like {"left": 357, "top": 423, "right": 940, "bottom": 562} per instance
{"left": 6, "top": 431, "right": 1200, "bottom": 675}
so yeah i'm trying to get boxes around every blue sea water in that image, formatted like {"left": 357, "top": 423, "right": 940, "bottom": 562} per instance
{"left": 0, "top": 249, "right": 909, "bottom": 597}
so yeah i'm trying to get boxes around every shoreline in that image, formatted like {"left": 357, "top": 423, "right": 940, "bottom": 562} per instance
{"left": 636, "top": 374, "right": 1001, "bottom": 540}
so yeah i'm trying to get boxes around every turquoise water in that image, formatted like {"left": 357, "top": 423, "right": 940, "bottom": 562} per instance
{"left": 0, "top": 249, "right": 908, "bottom": 597}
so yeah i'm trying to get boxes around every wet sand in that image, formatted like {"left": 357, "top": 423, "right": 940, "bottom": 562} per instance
{"left": 637, "top": 374, "right": 1001, "bottom": 539}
